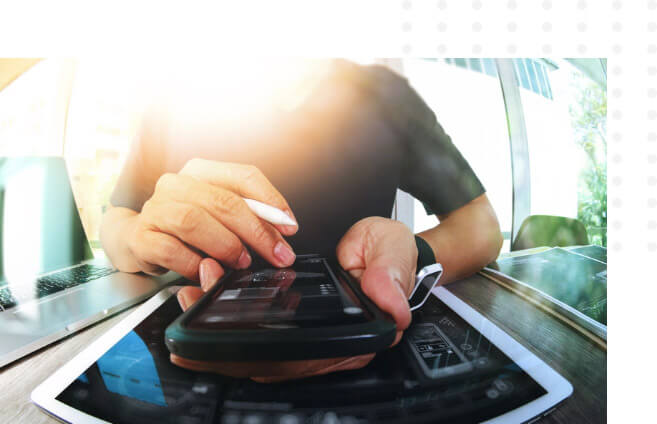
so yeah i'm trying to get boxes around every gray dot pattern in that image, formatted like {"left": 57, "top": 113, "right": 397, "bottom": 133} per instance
{"left": 396, "top": 0, "right": 657, "bottom": 265}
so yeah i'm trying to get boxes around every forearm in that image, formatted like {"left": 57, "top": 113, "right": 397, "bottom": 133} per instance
{"left": 417, "top": 194, "right": 503, "bottom": 284}
{"left": 100, "top": 206, "right": 141, "bottom": 272}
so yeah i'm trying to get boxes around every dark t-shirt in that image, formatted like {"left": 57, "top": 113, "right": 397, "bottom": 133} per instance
{"left": 111, "top": 60, "right": 485, "bottom": 256}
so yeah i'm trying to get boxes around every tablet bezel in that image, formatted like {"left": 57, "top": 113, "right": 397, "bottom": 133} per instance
{"left": 31, "top": 285, "right": 573, "bottom": 424}
{"left": 433, "top": 286, "right": 573, "bottom": 424}
{"left": 31, "top": 287, "right": 179, "bottom": 424}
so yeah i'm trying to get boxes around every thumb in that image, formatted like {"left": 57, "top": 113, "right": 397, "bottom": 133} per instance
{"left": 359, "top": 252, "right": 414, "bottom": 331}
{"left": 199, "top": 258, "right": 225, "bottom": 291}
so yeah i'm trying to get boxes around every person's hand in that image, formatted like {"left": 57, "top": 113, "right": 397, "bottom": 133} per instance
{"left": 124, "top": 159, "right": 298, "bottom": 284}
{"left": 172, "top": 269, "right": 375, "bottom": 383}
{"left": 336, "top": 216, "right": 417, "bottom": 339}
{"left": 170, "top": 216, "right": 418, "bottom": 382}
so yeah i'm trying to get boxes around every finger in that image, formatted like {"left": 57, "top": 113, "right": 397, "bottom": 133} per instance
{"left": 157, "top": 175, "right": 296, "bottom": 268}
{"left": 347, "top": 269, "right": 364, "bottom": 281}
{"left": 179, "top": 159, "right": 298, "bottom": 231}
{"left": 337, "top": 220, "right": 417, "bottom": 297}
{"left": 149, "top": 201, "right": 251, "bottom": 270}
{"left": 251, "top": 354, "right": 375, "bottom": 383}
{"left": 390, "top": 330, "right": 404, "bottom": 347}
{"left": 177, "top": 286, "right": 205, "bottom": 311}
{"left": 336, "top": 220, "right": 415, "bottom": 329}
{"left": 170, "top": 354, "right": 375, "bottom": 382}
{"left": 133, "top": 231, "right": 203, "bottom": 280}
{"left": 274, "top": 224, "right": 299, "bottom": 237}
{"left": 136, "top": 262, "right": 169, "bottom": 276}
{"left": 360, "top": 265, "right": 412, "bottom": 331}
{"left": 336, "top": 221, "right": 368, "bottom": 272}
{"left": 170, "top": 355, "right": 290, "bottom": 378}
{"left": 199, "top": 258, "right": 225, "bottom": 291}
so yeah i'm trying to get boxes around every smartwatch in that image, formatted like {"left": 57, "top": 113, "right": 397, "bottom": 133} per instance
{"left": 409, "top": 236, "right": 442, "bottom": 311}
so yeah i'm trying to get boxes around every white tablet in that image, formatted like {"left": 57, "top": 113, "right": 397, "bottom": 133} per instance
{"left": 32, "top": 285, "right": 572, "bottom": 423}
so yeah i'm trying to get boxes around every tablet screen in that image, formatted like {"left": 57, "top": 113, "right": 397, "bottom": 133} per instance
{"left": 53, "top": 290, "right": 549, "bottom": 423}
{"left": 186, "top": 257, "right": 370, "bottom": 330}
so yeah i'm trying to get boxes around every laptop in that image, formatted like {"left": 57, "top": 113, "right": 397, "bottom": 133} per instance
{"left": 0, "top": 157, "right": 179, "bottom": 368}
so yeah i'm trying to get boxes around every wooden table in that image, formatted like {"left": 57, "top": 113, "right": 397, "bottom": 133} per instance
{"left": 446, "top": 274, "right": 606, "bottom": 423}
{"left": 0, "top": 274, "right": 606, "bottom": 423}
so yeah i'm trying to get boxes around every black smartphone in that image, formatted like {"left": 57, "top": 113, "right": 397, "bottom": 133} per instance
{"left": 165, "top": 255, "right": 397, "bottom": 361}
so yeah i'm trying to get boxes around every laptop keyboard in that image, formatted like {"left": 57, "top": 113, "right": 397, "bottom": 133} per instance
{"left": 0, "top": 264, "right": 117, "bottom": 311}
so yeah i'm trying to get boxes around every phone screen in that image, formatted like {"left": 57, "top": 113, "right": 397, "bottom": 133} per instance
{"left": 186, "top": 256, "right": 371, "bottom": 330}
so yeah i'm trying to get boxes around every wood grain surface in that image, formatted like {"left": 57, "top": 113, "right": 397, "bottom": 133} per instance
{"left": 445, "top": 274, "right": 606, "bottom": 423}
{"left": 0, "top": 308, "right": 134, "bottom": 424}
{"left": 0, "top": 273, "right": 606, "bottom": 423}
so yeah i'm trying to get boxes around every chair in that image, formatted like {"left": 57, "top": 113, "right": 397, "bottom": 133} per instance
{"left": 511, "top": 215, "right": 589, "bottom": 251}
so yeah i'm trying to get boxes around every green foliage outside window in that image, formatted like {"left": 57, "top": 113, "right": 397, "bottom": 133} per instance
{"left": 569, "top": 72, "right": 607, "bottom": 247}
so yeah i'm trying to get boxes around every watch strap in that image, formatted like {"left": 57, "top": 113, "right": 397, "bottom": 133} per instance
{"left": 414, "top": 235, "right": 436, "bottom": 270}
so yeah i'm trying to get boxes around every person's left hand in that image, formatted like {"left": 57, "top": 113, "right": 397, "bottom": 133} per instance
{"left": 171, "top": 216, "right": 418, "bottom": 382}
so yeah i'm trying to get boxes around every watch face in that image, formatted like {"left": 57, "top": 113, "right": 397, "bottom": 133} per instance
{"left": 409, "top": 264, "right": 443, "bottom": 311}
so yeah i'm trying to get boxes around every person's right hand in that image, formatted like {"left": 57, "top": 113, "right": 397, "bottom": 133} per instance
{"left": 123, "top": 159, "right": 298, "bottom": 284}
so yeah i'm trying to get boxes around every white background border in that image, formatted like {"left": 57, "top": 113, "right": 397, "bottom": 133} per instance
{"left": 2, "top": 1, "right": 647, "bottom": 421}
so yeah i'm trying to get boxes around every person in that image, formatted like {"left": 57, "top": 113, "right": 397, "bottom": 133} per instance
{"left": 100, "top": 59, "right": 503, "bottom": 382}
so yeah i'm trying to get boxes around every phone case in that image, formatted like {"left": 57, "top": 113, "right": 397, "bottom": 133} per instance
{"left": 164, "top": 256, "right": 397, "bottom": 361}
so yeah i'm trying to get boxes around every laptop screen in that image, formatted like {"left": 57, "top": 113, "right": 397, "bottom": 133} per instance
{"left": 0, "top": 157, "right": 93, "bottom": 283}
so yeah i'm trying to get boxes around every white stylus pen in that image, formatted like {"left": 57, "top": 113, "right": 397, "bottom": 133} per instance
{"left": 243, "top": 198, "right": 297, "bottom": 226}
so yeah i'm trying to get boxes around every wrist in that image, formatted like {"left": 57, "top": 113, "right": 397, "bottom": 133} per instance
{"left": 101, "top": 208, "right": 141, "bottom": 272}
{"left": 414, "top": 235, "right": 436, "bottom": 271}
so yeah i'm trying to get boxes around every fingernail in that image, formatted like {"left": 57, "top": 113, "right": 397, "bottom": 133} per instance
{"left": 199, "top": 262, "right": 209, "bottom": 291}
{"left": 274, "top": 241, "right": 296, "bottom": 266}
{"left": 177, "top": 292, "right": 189, "bottom": 309}
{"left": 237, "top": 250, "right": 252, "bottom": 269}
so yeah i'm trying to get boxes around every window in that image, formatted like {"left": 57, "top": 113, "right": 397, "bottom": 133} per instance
{"left": 0, "top": 59, "right": 143, "bottom": 248}
{"left": 63, "top": 59, "right": 147, "bottom": 247}
{"left": 402, "top": 59, "right": 514, "bottom": 250}
{"left": 519, "top": 59, "right": 606, "bottom": 246}
{"left": 1, "top": 58, "right": 606, "bottom": 251}
{"left": 0, "top": 59, "right": 72, "bottom": 156}
{"left": 513, "top": 59, "right": 553, "bottom": 100}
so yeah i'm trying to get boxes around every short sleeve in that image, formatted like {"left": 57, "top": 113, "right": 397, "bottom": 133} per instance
{"left": 110, "top": 106, "right": 168, "bottom": 212}
{"left": 353, "top": 64, "right": 486, "bottom": 216}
